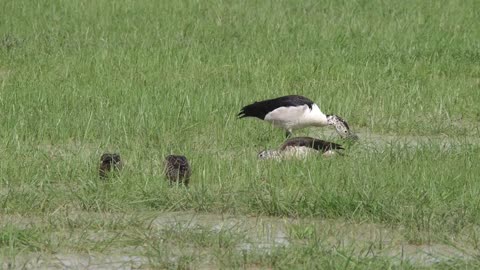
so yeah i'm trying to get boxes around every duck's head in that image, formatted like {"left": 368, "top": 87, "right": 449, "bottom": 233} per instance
{"left": 101, "top": 153, "right": 122, "bottom": 165}
{"left": 326, "top": 115, "right": 358, "bottom": 140}
{"left": 257, "top": 150, "right": 280, "bottom": 160}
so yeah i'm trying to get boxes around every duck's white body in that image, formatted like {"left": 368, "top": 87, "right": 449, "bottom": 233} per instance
{"left": 238, "top": 95, "right": 354, "bottom": 138}
{"left": 263, "top": 103, "right": 328, "bottom": 131}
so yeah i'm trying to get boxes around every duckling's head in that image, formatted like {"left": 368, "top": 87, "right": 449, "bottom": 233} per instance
{"left": 100, "top": 153, "right": 122, "bottom": 164}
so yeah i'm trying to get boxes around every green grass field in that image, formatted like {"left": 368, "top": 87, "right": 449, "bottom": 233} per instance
{"left": 1, "top": 0, "right": 480, "bottom": 268}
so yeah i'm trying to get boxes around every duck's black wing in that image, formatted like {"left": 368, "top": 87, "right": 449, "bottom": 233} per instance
{"left": 237, "top": 95, "right": 314, "bottom": 120}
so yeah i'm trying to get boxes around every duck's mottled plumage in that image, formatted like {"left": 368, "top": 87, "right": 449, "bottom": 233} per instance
{"left": 258, "top": 137, "right": 344, "bottom": 160}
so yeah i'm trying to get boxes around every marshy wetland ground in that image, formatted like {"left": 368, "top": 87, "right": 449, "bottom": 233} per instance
{"left": 1, "top": 0, "right": 480, "bottom": 269}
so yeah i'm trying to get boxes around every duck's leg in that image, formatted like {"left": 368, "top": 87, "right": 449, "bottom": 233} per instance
{"left": 285, "top": 129, "right": 293, "bottom": 138}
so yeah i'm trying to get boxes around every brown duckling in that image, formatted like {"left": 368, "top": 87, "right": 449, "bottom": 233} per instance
{"left": 164, "top": 155, "right": 191, "bottom": 186}
{"left": 99, "top": 153, "right": 123, "bottom": 178}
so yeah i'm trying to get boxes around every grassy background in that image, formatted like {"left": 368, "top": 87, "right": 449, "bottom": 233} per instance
{"left": 1, "top": 0, "right": 480, "bottom": 268}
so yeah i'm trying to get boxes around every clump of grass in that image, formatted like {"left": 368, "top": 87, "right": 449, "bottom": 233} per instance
{"left": 0, "top": 225, "right": 45, "bottom": 252}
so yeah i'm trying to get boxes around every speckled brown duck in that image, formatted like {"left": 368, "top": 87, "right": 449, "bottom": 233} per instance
{"left": 258, "top": 137, "right": 344, "bottom": 160}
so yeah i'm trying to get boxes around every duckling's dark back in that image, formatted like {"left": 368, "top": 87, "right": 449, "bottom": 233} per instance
{"left": 281, "top": 137, "right": 344, "bottom": 152}
{"left": 164, "top": 155, "right": 191, "bottom": 186}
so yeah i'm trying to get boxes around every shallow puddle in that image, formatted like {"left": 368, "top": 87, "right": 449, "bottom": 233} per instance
{"left": 2, "top": 212, "right": 477, "bottom": 269}
{"left": 152, "top": 211, "right": 291, "bottom": 251}
{"left": 2, "top": 253, "right": 146, "bottom": 270}
{"left": 151, "top": 212, "right": 476, "bottom": 265}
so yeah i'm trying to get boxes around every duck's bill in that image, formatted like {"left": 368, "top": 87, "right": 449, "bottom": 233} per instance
{"left": 345, "top": 133, "right": 359, "bottom": 140}
{"left": 335, "top": 127, "right": 359, "bottom": 140}
{"left": 334, "top": 125, "right": 359, "bottom": 140}
{"left": 328, "top": 115, "right": 358, "bottom": 140}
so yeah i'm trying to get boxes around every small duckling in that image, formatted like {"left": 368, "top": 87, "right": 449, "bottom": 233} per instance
{"left": 164, "top": 155, "right": 191, "bottom": 186}
{"left": 99, "top": 153, "right": 123, "bottom": 178}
